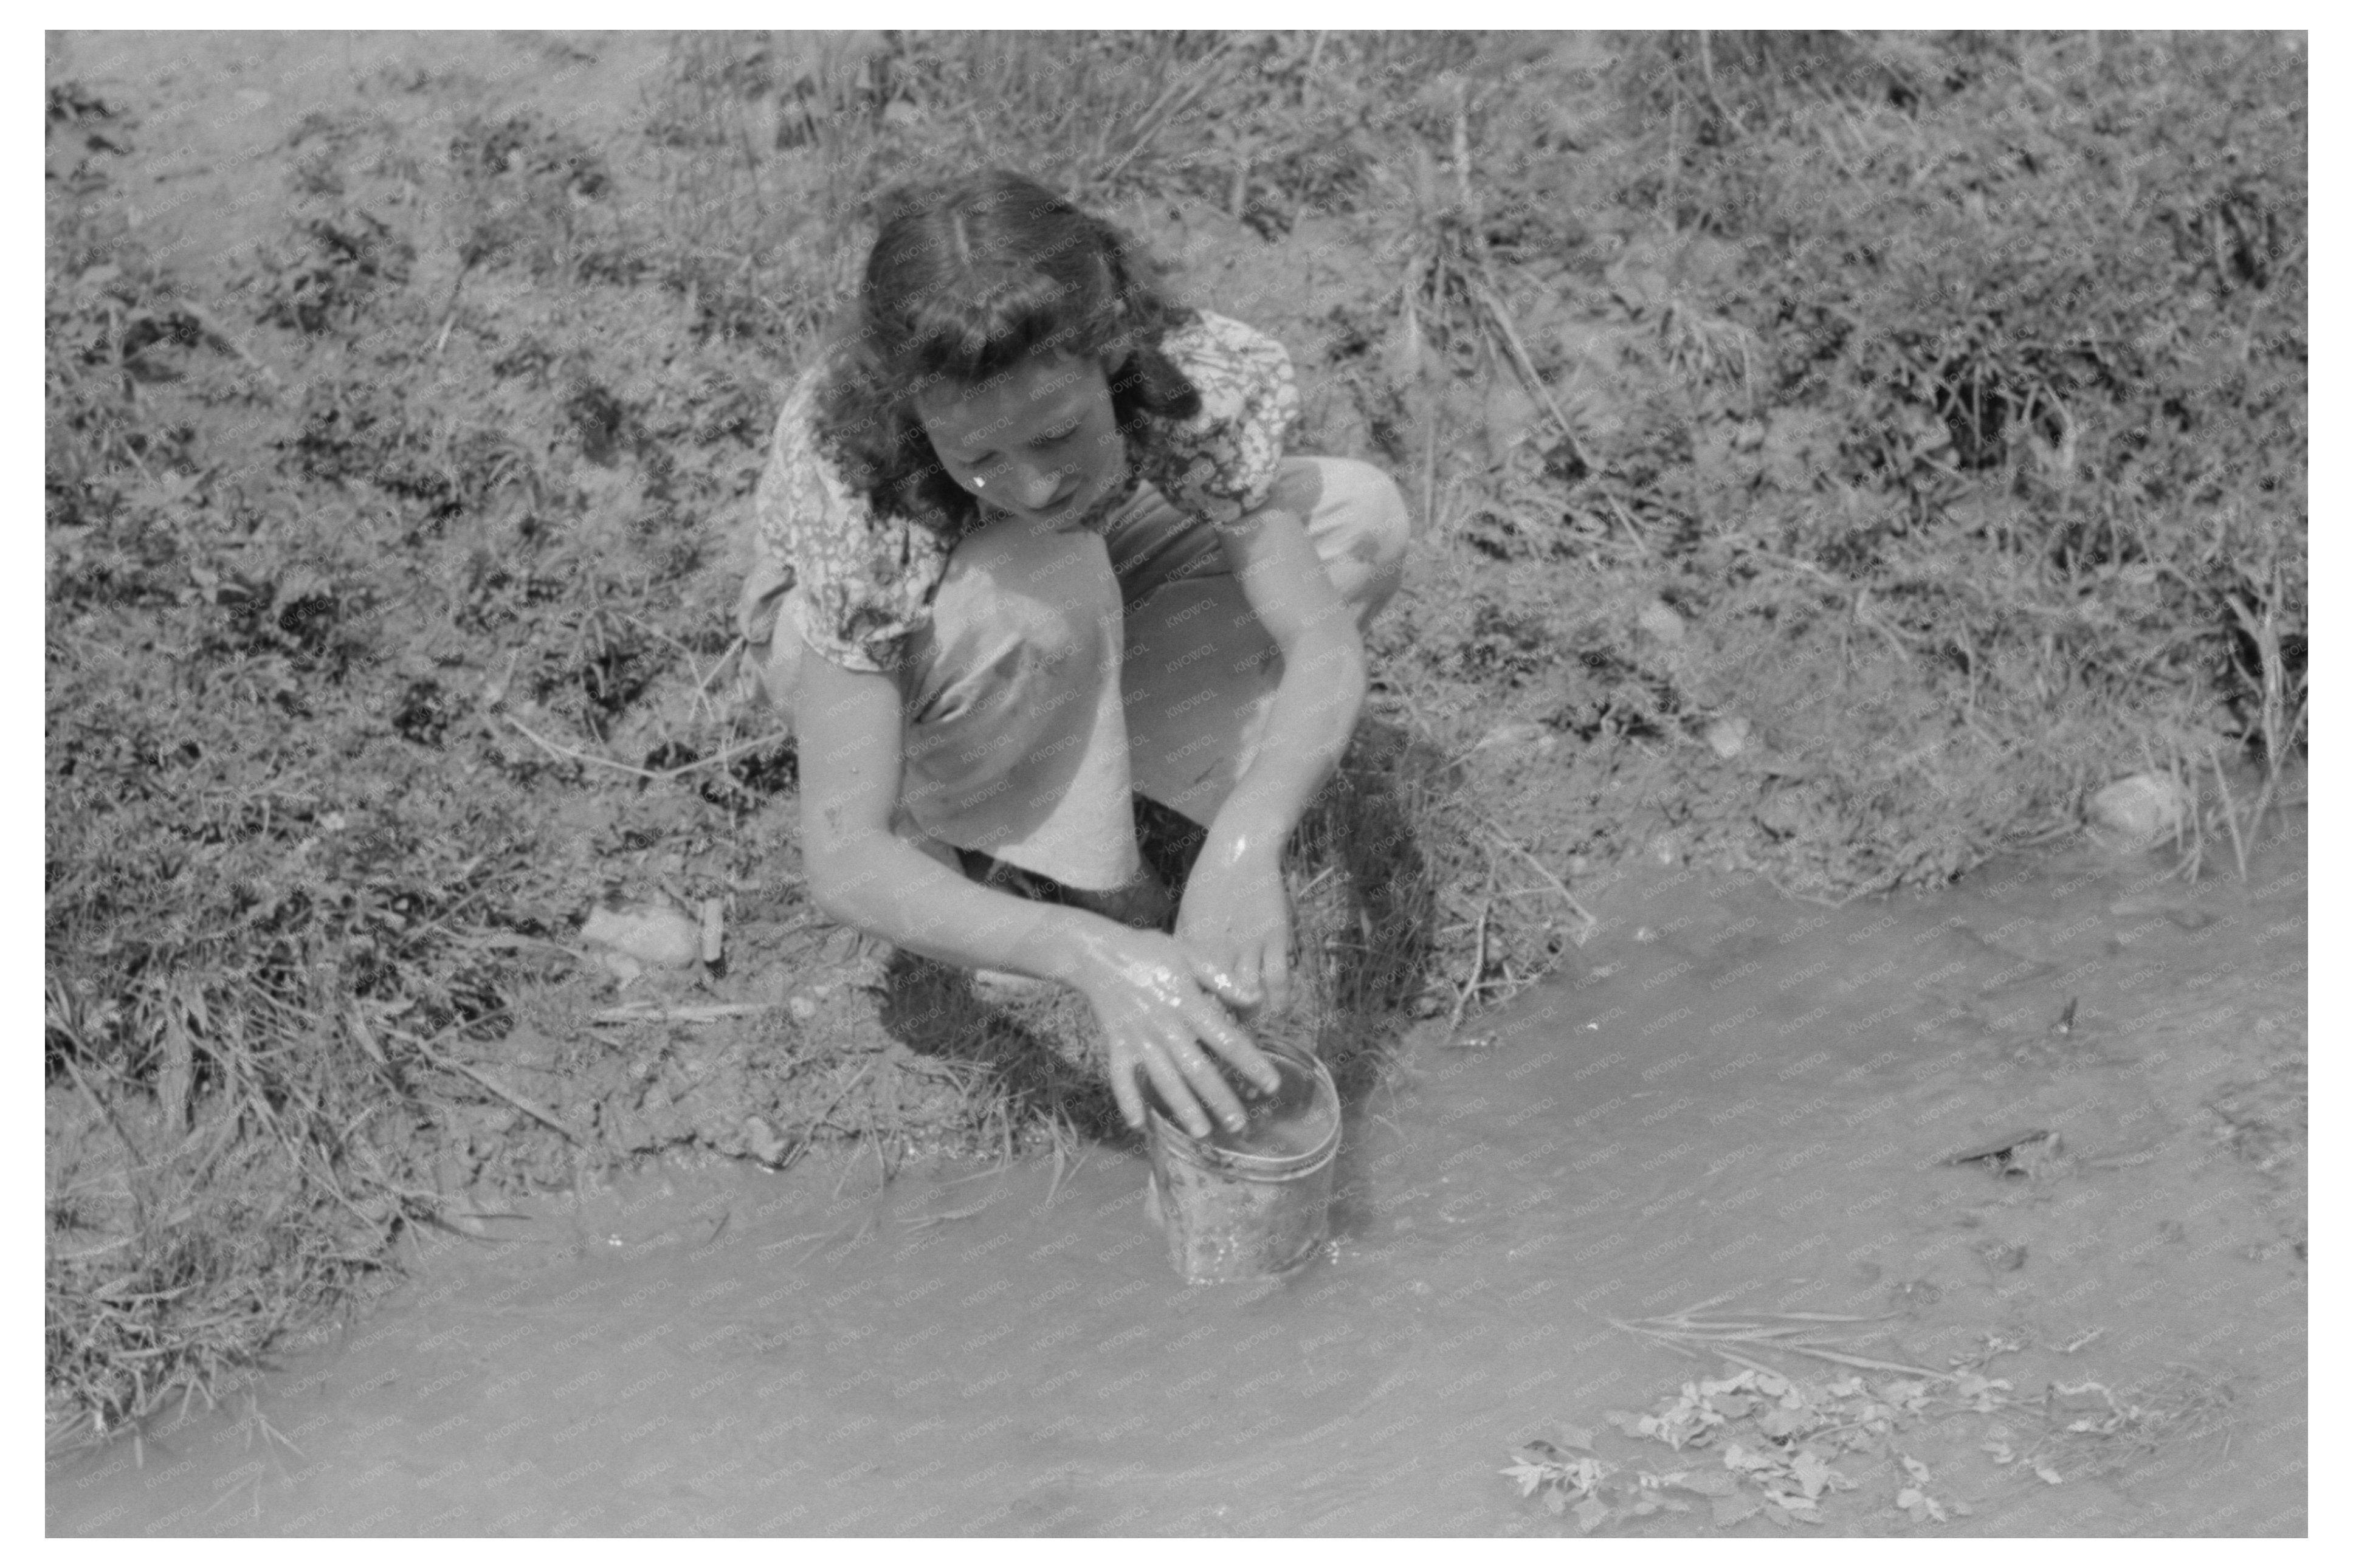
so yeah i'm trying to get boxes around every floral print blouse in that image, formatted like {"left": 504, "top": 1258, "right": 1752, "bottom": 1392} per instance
{"left": 749, "top": 311, "right": 1300, "bottom": 673}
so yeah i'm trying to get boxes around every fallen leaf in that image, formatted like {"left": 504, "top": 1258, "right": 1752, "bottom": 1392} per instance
{"left": 1900, "top": 1453, "right": 1934, "bottom": 1484}
{"left": 1503, "top": 1461, "right": 1548, "bottom": 1498}
{"left": 2033, "top": 1462, "right": 2065, "bottom": 1485}
{"left": 1793, "top": 1451, "right": 1833, "bottom": 1499}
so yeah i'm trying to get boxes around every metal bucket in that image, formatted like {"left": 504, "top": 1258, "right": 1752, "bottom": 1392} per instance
{"left": 1144, "top": 1039, "right": 1340, "bottom": 1284}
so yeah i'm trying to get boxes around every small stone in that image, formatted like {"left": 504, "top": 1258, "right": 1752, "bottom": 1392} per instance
{"left": 2087, "top": 772, "right": 2188, "bottom": 844}
{"left": 787, "top": 995, "right": 818, "bottom": 1022}
{"left": 1636, "top": 599, "right": 1686, "bottom": 644}
{"left": 1648, "top": 832, "right": 1681, "bottom": 866}
{"left": 1703, "top": 715, "right": 1751, "bottom": 758}
{"left": 581, "top": 903, "right": 704, "bottom": 969}
{"left": 742, "top": 1115, "right": 788, "bottom": 1164}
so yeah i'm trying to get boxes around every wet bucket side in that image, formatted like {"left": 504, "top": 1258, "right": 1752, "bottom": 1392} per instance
{"left": 1145, "top": 1045, "right": 1340, "bottom": 1284}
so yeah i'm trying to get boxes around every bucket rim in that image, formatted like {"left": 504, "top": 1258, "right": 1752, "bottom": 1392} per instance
{"left": 1143, "top": 1041, "right": 1340, "bottom": 1172}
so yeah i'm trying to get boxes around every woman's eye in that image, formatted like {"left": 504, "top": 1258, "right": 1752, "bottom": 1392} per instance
{"left": 1036, "top": 425, "right": 1079, "bottom": 445}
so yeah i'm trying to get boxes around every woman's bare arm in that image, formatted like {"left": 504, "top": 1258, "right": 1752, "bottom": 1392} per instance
{"left": 1177, "top": 505, "right": 1368, "bottom": 1015}
{"left": 794, "top": 648, "right": 1276, "bottom": 1134}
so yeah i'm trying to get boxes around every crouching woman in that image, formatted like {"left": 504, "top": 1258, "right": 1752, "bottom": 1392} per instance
{"left": 738, "top": 171, "right": 1408, "bottom": 1143}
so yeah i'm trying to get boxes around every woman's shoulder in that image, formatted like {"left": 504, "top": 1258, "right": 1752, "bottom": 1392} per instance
{"left": 1151, "top": 311, "right": 1292, "bottom": 427}
{"left": 1160, "top": 310, "right": 1289, "bottom": 374}
{"left": 1136, "top": 312, "right": 1298, "bottom": 523}
{"left": 754, "top": 350, "right": 893, "bottom": 557}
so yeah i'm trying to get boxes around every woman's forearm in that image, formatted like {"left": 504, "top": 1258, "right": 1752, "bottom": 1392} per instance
{"left": 808, "top": 830, "right": 1106, "bottom": 986}
{"left": 1199, "top": 613, "right": 1367, "bottom": 876}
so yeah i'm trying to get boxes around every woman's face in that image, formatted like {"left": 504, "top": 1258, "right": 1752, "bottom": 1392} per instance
{"left": 915, "top": 348, "right": 1129, "bottom": 529}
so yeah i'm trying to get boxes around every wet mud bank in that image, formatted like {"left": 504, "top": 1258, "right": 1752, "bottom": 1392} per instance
{"left": 49, "top": 812, "right": 2306, "bottom": 1536}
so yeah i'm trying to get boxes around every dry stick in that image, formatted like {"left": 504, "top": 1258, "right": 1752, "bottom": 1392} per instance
{"left": 702, "top": 635, "right": 748, "bottom": 690}
{"left": 590, "top": 1002, "right": 778, "bottom": 1026}
{"left": 2208, "top": 747, "right": 2250, "bottom": 881}
{"left": 1418, "top": 394, "right": 1442, "bottom": 529}
{"left": 1614, "top": 1321, "right": 1952, "bottom": 1383}
{"left": 1599, "top": 490, "right": 1650, "bottom": 560}
{"left": 1449, "top": 877, "right": 1494, "bottom": 1035}
{"left": 505, "top": 713, "right": 791, "bottom": 783}
{"left": 1446, "top": 84, "right": 1590, "bottom": 478}
{"left": 401, "top": 1033, "right": 584, "bottom": 1146}
{"left": 431, "top": 257, "right": 474, "bottom": 359}
{"left": 799, "top": 1057, "right": 878, "bottom": 1167}
{"left": 1474, "top": 816, "right": 1600, "bottom": 941}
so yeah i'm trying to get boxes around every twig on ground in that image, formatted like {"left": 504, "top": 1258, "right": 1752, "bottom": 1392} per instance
{"left": 2207, "top": 746, "right": 2250, "bottom": 880}
{"left": 1599, "top": 490, "right": 1650, "bottom": 559}
{"left": 590, "top": 1002, "right": 777, "bottom": 1025}
{"left": 1473, "top": 816, "right": 1600, "bottom": 943}
{"left": 1610, "top": 1303, "right": 1956, "bottom": 1384}
{"left": 505, "top": 714, "right": 793, "bottom": 783}
{"left": 1449, "top": 878, "right": 1493, "bottom": 1034}
{"left": 396, "top": 1031, "right": 584, "bottom": 1146}
{"left": 794, "top": 1059, "right": 877, "bottom": 1175}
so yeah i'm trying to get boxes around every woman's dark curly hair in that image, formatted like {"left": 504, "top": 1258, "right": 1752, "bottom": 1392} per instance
{"left": 810, "top": 170, "right": 1202, "bottom": 541}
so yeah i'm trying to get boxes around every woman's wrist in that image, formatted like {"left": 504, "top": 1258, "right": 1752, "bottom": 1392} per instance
{"left": 1015, "top": 903, "right": 1131, "bottom": 994}
{"left": 1197, "top": 816, "right": 1289, "bottom": 878}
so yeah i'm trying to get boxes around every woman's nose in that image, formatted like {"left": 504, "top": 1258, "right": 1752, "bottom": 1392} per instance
{"left": 1009, "top": 461, "right": 1065, "bottom": 510}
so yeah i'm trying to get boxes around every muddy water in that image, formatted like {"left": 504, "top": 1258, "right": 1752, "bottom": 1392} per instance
{"left": 49, "top": 816, "right": 2307, "bottom": 1536}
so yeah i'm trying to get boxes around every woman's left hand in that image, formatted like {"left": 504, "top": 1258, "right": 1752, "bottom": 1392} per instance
{"left": 1176, "top": 850, "right": 1292, "bottom": 1019}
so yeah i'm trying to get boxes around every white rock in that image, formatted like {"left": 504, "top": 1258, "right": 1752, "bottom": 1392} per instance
{"left": 580, "top": 903, "right": 705, "bottom": 969}
{"left": 742, "top": 1115, "right": 788, "bottom": 1164}
{"left": 2087, "top": 773, "right": 2188, "bottom": 843}
{"left": 1637, "top": 599, "right": 1686, "bottom": 644}
{"left": 1704, "top": 715, "right": 1751, "bottom": 758}
{"left": 787, "top": 995, "right": 819, "bottom": 1022}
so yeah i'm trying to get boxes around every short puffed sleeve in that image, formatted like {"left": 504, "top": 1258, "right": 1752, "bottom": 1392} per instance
{"left": 749, "top": 374, "right": 953, "bottom": 675}
{"left": 1136, "top": 312, "right": 1301, "bottom": 529}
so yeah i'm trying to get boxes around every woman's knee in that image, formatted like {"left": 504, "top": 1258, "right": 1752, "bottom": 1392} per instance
{"left": 1309, "top": 457, "right": 1411, "bottom": 625}
{"left": 909, "top": 525, "right": 1121, "bottom": 736}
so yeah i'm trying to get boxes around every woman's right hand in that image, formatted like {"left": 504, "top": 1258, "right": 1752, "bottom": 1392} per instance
{"left": 1068, "top": 923, "right": 1281, "bottom": 1139}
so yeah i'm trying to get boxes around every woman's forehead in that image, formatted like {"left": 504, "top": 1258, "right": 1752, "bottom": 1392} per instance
{"left": 916, "top": 353, "right": 1095, "bottom": 435}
